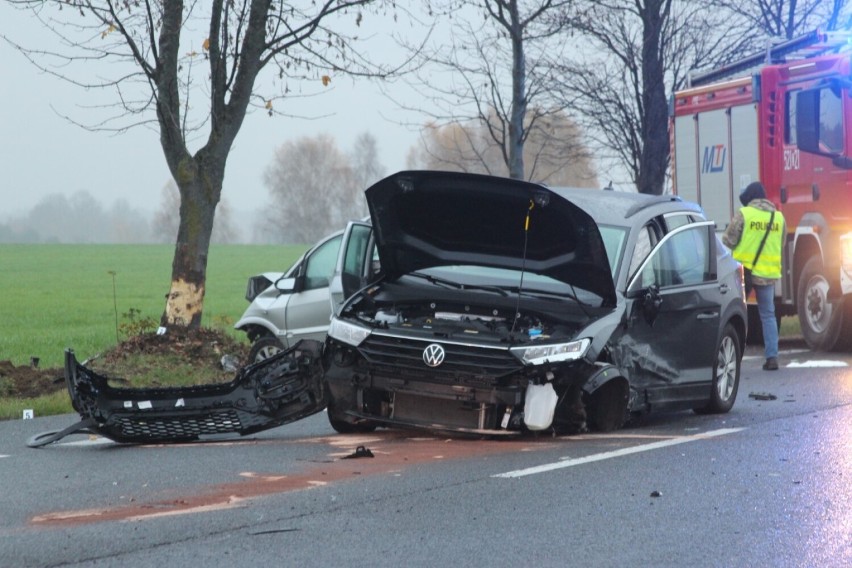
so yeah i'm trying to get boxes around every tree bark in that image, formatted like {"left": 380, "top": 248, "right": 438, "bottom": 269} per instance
{"left": 636, "top": 0, "right": 670, "bottom": 195}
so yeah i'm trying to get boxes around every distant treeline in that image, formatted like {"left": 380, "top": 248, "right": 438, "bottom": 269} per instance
{"left": 0, "top": 189, "right": 256, "bottom": 244}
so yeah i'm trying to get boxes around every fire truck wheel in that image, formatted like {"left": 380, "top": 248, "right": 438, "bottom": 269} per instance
{"left": 797, "top": 257, "right": 851, "bottom": 351}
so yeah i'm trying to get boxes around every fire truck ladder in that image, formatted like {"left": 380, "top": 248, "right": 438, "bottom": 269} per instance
{"left": 690, "top": 29, "right": 852, "bottom": 87}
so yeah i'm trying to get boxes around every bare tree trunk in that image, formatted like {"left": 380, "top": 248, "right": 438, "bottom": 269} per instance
{"left": 508, "top": 0, "right": 526, "bottom": 180}
{"left": 161, "top": 156, "right": 222, "bottom": 328}
{"left": 636, "top": 0, "right": 670, "bottom": 195}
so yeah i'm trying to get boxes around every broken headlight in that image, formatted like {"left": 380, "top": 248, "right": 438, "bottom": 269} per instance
{"left": 328, "top": 317, "right": 372, "bottom": 347}
{"left": 510, "top": 338, "right": 590, "bottom": 365}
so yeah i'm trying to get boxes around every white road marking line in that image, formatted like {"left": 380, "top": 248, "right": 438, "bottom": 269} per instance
{"left": 743, "top": 348, "right": 810, "bottom": 362}
{"left": 492, "top": 427, "right": 745, "bottom": 479}
{"left": 0, "top": 454, "right": 9, "bottom": 459}
{"left": 786, "top": 361, "right": 848, "bottom": 368}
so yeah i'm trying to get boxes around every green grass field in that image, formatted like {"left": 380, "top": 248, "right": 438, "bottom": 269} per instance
{"left": 0, "top": 243, "right": 309, "bottom": 369}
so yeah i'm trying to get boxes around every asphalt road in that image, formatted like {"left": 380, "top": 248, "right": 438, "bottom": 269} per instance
{"left": 2, "top": 338, "right": 852, "bottom": 567}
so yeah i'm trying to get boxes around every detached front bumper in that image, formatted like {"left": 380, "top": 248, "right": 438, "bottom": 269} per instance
{"left": 28, "top": 340, "right": 326, "bottom": 447}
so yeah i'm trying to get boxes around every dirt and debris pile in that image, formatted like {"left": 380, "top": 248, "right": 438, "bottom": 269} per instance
{"left": 96, "top": 327, "right": 247, "bottom": 365}
{"left": 0, "top": 360, "right": 64, "bottom": 399}
{"left": 0, "top": 328, "right": 250, "bottom": 400}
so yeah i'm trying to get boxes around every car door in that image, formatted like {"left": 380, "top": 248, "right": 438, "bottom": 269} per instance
{"left": 282, "top": 234, "right": 343, "bottom": 344}
{"left": 622, "top": 221, "right": 721, "bottom": 407}
{"left": 329, "top": 221, "right": 375, "bottom": 314}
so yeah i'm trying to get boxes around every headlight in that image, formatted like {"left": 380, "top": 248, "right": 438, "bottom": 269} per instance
{"left": 328, "top": 317, "right": 372, "bottom": 347}
{"left": 510, "top": 338, "right": 591, "bottom": 365}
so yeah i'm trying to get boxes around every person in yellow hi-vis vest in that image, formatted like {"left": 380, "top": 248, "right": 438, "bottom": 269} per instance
{"left": 722, "top": 182, "right": 786, "bottom": 370}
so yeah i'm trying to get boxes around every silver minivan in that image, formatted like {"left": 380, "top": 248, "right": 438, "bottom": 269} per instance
{"left": 235, "top": 221, "right": 375, "bottom": 363}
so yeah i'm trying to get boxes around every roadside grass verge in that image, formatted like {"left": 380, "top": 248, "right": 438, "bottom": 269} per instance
{"left": 1, "top": 243, "right": 306, "bottom": 369}
{"left": 0, "top": 391, "right": 71, "bottom": 421}
{"left": 779, "top": 315, "right": 801, "bottom": 339}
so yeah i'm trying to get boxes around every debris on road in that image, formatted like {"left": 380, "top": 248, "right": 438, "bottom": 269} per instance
{"left": 749, "top": 392, "right": 778, "bottom": 401}
{"left": 342, "top": 445, "right": 374, "bottom": 459}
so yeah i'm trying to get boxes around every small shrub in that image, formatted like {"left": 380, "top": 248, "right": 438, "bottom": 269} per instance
{"left": 119, "top": 308, "right": 159, "bottom": 338}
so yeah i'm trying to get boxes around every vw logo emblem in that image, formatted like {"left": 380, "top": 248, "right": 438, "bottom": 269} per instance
{"left": 422, "top": 343, "right": 446, "bottom": 367}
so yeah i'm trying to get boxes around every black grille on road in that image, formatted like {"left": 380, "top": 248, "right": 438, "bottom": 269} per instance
{"left": 110, "top": 410, "right": 247, "bottom": 441}
{"left": 359, "top": 334, "right": 523, "bottom": 380}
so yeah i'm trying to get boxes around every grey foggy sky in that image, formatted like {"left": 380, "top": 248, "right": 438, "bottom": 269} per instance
{"left": 0, "top": 3, "right": 420, "bottom": 218}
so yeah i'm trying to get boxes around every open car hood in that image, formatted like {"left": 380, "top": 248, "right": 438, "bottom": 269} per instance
{"left": 365, "top": 171, "right": 617, "bottom": 305}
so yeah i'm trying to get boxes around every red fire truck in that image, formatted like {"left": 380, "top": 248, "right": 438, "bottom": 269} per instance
{"left": 671, "top": 30, "right": 852, "bottom": 351}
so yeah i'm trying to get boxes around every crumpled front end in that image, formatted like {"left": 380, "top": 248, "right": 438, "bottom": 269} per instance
{"left": 323, "top": 293, "right": 625, "bottom": 436}
{"left": 28, "top": 340, "right": 326, "bottom": 447}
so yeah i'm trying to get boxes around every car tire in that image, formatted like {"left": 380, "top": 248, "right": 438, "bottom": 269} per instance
{"left": 248, "top": 336, "right": 285, "bottom": 364}
{"left": 694, "top": 323, "right": 741, "bottom": 415}
{"left": 797, "top": 256, "right": 852, "bottom": 351}
{"left": 327, "top": 397, "right": 377, "bottom": 434}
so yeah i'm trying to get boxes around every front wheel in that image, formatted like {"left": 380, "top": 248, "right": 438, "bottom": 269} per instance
{"left": 248, "top": 336, "right": 285, "bottom": 364}
{"left": 694, "top": 324, "right": 741, "bottom": 415}
{"left": 327, "top": 396, "right": 377, "bottom": 434}
{"left": 797, "top": 256, "right": 851, "bottom": 351}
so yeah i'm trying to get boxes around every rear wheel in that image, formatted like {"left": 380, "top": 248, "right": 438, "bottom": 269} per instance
{"left": 248, "top": 336, "right": 285, "bottom": 364}
{"left": 797, "top": 257, "right": 851, "bottom": 351}
{"left": 695, "top": 324, "right": 741, "bottom": 414}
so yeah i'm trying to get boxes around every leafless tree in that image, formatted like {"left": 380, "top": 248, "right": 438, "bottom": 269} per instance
{"left": 558, "top": 0, "right": 852, "bottom": 195}
{"left": 106, "top": 199, "right": 152, "bottom": 243}
{"left": 261, "top": 134, "right": 364, "bottom": 244}
{"left": 349, "top": 132, "right": 385, "bottom": 217}
{"left": 556, "top": 1, "right": 758, "bottom": 194}
{"left": 3, "top": 0, "right": 399, "bottom": 328}
{"left": 708, "top": 0, "right": 851, "bottom": 39}
{"left": 408, "top": 111, "right": 597, "bottom": 187}
{"left": 395, "top": 0, "right": 577, "bottom": 181}
{"left": 152, "top": 181, "right": 238, "bottom": 244}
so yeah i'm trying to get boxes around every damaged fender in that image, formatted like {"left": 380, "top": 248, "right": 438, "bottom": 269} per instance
{"left": 28, "top": 340, "right": 327, "bottom": 447}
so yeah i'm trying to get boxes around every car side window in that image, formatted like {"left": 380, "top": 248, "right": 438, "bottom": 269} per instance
{"left": 639, "top": 225, "right": 712, "bottom": 289}
{"left": 303, "top": 235, "right": 342, "bottom": 290}
{"left": 629, "top": 225, "right": 656, "bottom": 282}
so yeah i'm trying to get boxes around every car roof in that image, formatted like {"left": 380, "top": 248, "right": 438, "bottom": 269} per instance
{"left": 549, "top": 187, "right": 704, "bottom": 225}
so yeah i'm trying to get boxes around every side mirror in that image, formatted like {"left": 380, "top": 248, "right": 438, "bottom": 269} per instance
{"left": 275, "top": 276, "right": 304, "bottom": 295}
{"left": 642, "top": 284, "right": 663, "bottom": 327}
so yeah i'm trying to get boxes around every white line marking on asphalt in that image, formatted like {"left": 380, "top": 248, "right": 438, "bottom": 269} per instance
{"left": 744, "top": 348, "right": 809, "bottom": 362}
{"left": 786, "top": 360, "right": 848, "bottom": 368}
{"left": 0, "top": 454, "right": 9, "bottom": 459}
{"left": 492, "top": 427, "right": 745, "bottom": 479}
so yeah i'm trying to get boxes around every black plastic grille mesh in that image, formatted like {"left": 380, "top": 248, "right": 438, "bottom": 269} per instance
{"left": 109, "top": 409, "right": 245, "bottom": 441}
{"left": 359, "top": 335, "right": 522, "bottom": 380}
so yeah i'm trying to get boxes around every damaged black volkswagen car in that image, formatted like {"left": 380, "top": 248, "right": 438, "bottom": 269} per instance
{"left": 32, "top": 170, "right": 746, "bottom": 448}
{"left": 322, "top": 171, "right": 746, "bottom": 435}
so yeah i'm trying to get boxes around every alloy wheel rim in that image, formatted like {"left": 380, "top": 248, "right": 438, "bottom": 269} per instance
{"left": 256, "top": 345, "right": 282, "bottom": 362}
{"left": 716, "top": 335, "right": 737, "bottom": 401}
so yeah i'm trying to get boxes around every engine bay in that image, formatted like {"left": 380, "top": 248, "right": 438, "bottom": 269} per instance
{"left": 351, "top": 300, "right": 580, "bottom": 345}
